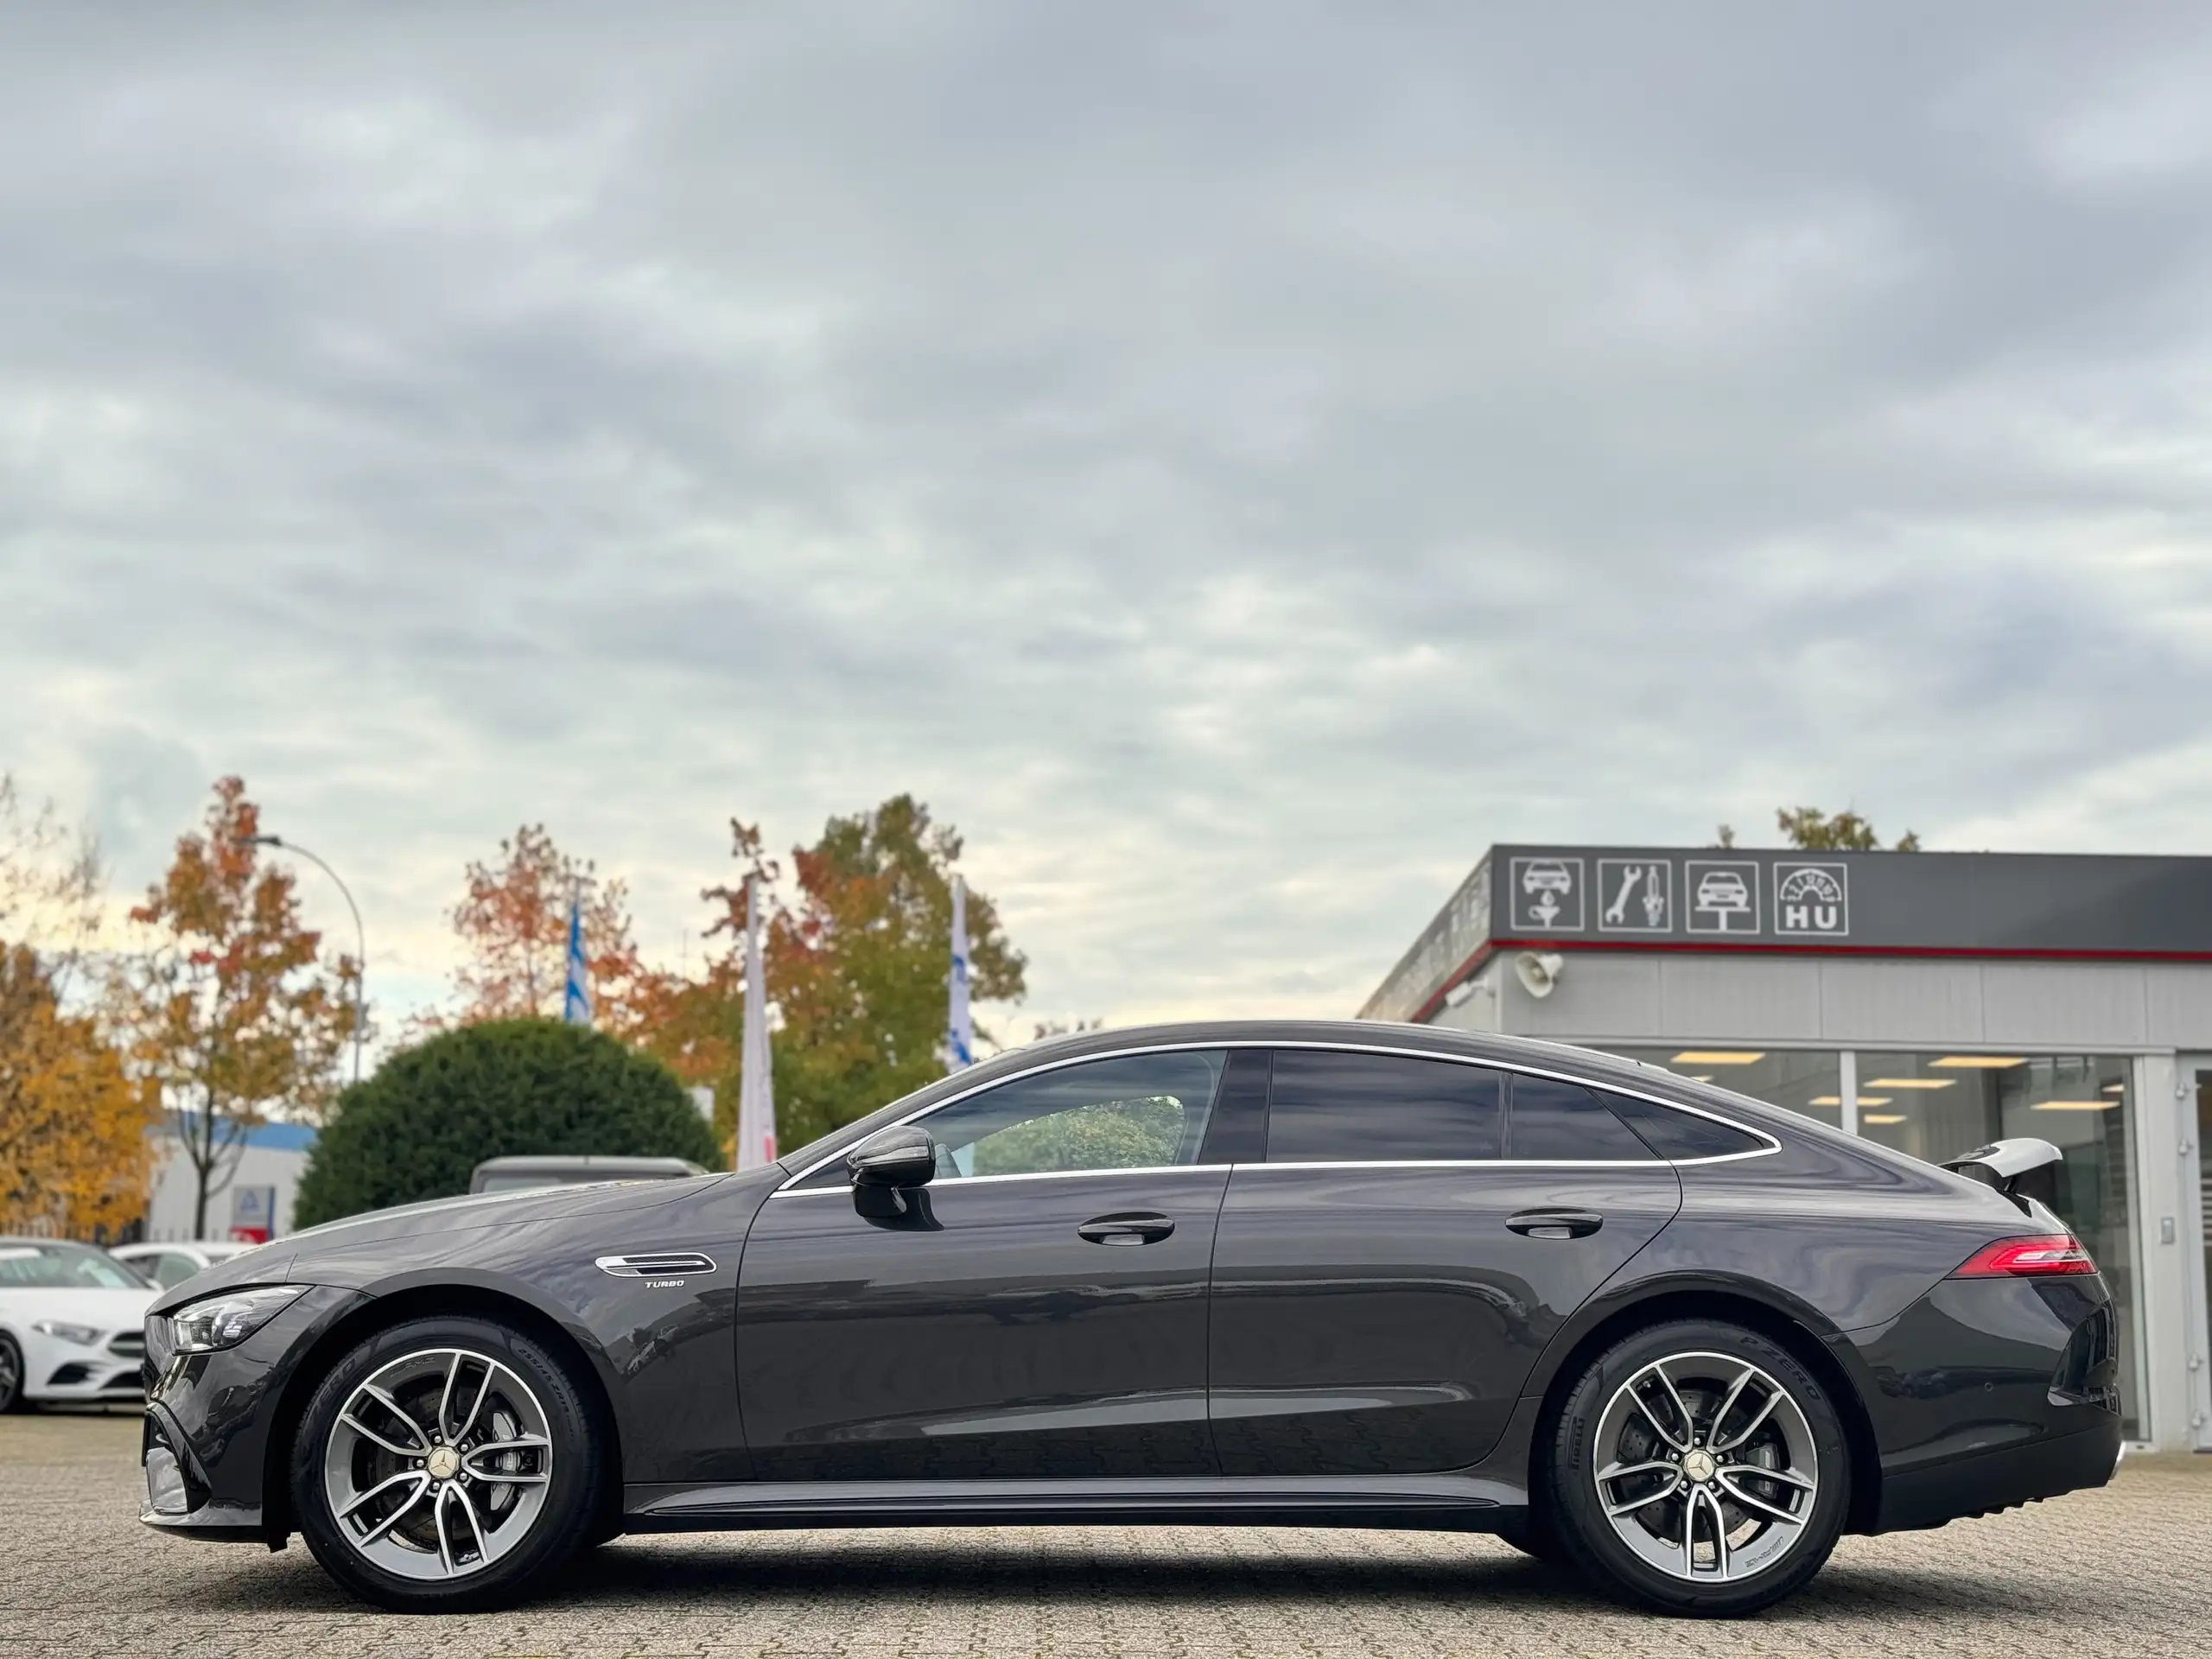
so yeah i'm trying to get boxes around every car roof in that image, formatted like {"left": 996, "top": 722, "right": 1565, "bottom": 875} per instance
{"left": 470, "top": 1154, "right": 706, "bottom": 1174}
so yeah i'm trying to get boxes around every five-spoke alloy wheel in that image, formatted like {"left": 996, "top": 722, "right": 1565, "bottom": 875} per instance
{"left": 292, "top": 1315, "right": 600, "bottom": 1611}
{"left": 1548, "top": 1319, "right": 1849, "bottom": 1616}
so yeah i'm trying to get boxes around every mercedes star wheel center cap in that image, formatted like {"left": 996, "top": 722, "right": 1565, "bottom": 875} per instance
{"left": 427, "top": 1445, "right": 461, "bottom": 1480}
{"left": 1681, "top": 1448, "right": 1717, "bottom": 1484}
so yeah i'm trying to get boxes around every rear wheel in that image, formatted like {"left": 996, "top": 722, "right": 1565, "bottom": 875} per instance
{"left": 290, "top": 1314, "right": 601, "bottom": 1611}
{"left": 1548, "top": 1319, "right": 1849, "bottom": 1616}
{"left": 0, "top": 1334, "right": 23, "bottom": 1414}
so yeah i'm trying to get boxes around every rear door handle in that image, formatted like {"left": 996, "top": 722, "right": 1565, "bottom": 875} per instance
{"left": 1077, "top": 1212, "right": 1175, "bottom": 1246}
{"left": 1506, "top": 1209, "right": 1604, "bottom": 1240}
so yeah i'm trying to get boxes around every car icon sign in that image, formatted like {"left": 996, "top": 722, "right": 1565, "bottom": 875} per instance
{"left": 1521, "top": 859, "right": 1574, "bottom": 895}
{"left": 1696, "top": 870, "right": 1750, "bottom": 912}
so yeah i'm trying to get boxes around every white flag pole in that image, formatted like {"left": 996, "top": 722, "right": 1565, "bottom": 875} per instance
{"left": 947, "top": 874, "right": 973, "bottom": 1073}
{"left": 735, "top": 874, "right": 776, "bottom": 1171}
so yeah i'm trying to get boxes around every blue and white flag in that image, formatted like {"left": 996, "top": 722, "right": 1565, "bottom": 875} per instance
{"left": 946, "top": 874, "right": 972, "bottom": 1073}
{"left": 562, "top": 887, "right": 593, "bottom": 1026}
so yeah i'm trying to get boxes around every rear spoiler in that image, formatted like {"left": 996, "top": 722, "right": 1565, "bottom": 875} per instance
{"left": 1942, "top": 1137, "right": 2069, "bottom": 1215}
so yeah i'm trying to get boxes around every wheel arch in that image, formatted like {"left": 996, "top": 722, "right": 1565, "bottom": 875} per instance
{"left": 260, "top": 1279, "right": 626, "bottom": 1548}
{"left": 1524, "top": 1276, "right": 1883, "bottom": 1536}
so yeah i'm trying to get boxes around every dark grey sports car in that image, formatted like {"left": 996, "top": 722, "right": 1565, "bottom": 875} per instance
{"left": 139, "top": 1021, "right": 2121, "bottom": 1617}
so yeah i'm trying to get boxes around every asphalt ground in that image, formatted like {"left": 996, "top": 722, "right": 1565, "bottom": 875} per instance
{"left": 3, "top": 1409, "right": 2208, "bottom": 1657}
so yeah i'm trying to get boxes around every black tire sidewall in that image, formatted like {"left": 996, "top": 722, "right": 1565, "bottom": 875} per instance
{"left": 290, "top": 1314, "right": 601, "bottom": 1611}
{"left": 1549, "top": 1319, "right": 1849, "bottom": 1616}
{"left": 0, "top": 1332, "right": 22, "bottom": 1413}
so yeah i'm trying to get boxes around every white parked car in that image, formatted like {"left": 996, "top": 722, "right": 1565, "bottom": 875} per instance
{"left": 0, "top": 1238, "right": 157, "bottom": 1411}
{"left": 111, "top": 1241, "right": 258, "bottom": 1293}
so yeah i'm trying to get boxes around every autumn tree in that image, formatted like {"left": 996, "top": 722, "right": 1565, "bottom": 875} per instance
{"left": 445, "top": 823, "right": 654, "bottom": 1032}
{"left": 685, "top": 796, "right": 1027, "bottom": 1153}
{"left": 0, "top": 776, "right": 154, "bottom": 1236}
{"left": 1774, "top": 806, "right": 1921, "bottom": 852}
{"left": 108, "top": 779, "right": 358, "bottom": 1237}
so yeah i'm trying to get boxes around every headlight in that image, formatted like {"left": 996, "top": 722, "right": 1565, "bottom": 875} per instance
{"left": 168, "top": 1285, "right": 310, "bottom": 1353}
{"left": 32, "top": 1320, "right": 101, "bottom": 1347}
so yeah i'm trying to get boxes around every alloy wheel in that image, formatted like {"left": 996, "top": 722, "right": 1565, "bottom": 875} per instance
{"left": 1590, "top": 1350, "right": 1818, "bottom": 1584}
{"left": 321, "top": 1346, "right": 553, "bottom": 1581}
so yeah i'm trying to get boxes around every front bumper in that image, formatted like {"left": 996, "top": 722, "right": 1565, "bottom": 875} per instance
{"left": 138, "top": 1285, "right": 369, "bottom": 1544}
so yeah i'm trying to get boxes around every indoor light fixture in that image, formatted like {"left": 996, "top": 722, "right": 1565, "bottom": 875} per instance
{"left": 1863, "top": 1113, "right": 1907, "bottom": 1124}
{"left": 1866, "top": 1078, "right": 1955, "bottom": 1090}
{"left": 1809, "top": 1095, "right": 1892, "bottom": 1107}
{"left": 1930, "top": 1056, "right": 2026, "bottom": 1069}
{"left": 1671, "top": 1051, "right": 1764, "bottom": 1065}
{"left": 2101, "top": 1083, "right": 2125, "bottom": 1095}
{"left": 2031, "top": 1099, "right": 2117, "bottom": 1111}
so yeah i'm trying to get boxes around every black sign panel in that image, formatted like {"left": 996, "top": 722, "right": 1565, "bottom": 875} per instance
{"left": 1487, "top": 845, "right": 2212, "bottom": 955}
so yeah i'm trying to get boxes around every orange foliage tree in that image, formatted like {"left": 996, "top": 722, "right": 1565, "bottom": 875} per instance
{"left": 444, "top": 824, "right": 654, "bottom": 1032}
{"left": 109, "top": 779, "right": 358, "bottom": 1236}
{"left": 0, "top": 776, "right": 155, "bottom": 1236}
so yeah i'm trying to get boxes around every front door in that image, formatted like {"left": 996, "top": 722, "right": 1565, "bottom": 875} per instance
{"left": 1209, "top": 1049, "right": 1682, "bottom": 1475}
{"left": 736, "top": 1049, "right": 1232, "bottom": 1481}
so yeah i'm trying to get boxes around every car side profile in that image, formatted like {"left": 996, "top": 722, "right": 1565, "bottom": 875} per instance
{"left": 138, "top": 1021, "right": 2122, "bottom": 1618}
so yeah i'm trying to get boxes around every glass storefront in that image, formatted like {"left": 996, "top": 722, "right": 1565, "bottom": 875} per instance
{"left": 1604, "top": 1044, "right": 2141, "bottom": 1439}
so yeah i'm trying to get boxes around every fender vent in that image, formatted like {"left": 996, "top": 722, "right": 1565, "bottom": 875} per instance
{"left": 594, "top": 1252, "right": 715, "bottom": 1278}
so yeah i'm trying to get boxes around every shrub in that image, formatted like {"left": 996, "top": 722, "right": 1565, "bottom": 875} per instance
{"left": 293, "top": 1019, "right": 717, "bottom": 1225}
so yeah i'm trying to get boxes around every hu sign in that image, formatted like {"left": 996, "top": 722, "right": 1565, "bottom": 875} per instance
{"left": 1775, "top": 863, "right": 1848, "bottom": 936}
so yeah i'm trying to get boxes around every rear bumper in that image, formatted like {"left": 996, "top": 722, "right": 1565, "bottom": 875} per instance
{"left": 1876, "top": 1414, "right": 2122, "bottom": 1532}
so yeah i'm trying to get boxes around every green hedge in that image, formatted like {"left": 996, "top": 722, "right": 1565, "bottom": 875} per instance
{"left": 294, "top": 1019, "right": 717, "bottom": 1225}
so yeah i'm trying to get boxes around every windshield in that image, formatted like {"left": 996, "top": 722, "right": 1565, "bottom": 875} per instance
{"left": 0, "top": 1242, "right": 149, "bottom": 1290}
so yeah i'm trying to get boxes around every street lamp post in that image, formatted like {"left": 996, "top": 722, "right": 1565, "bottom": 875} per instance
{"left": 247, "top": 834, "right": 366, "bottom": 1085}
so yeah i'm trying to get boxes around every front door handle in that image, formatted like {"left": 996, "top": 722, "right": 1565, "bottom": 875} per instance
{"left": 1077, "top": 1212, "right": 1175, "bottom": 1247}
{"left": 1506, "top": 1209, "right": 1604, "bottom": 1240}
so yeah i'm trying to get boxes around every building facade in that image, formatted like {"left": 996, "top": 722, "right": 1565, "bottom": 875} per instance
{"left": 144, "top": 1118, "right": 316, "bottom": 1244}
{"left": 1362, "top": 844, "right": 2212, "bottom": 1452}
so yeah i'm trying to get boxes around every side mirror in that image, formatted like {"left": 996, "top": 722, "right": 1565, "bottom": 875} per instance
{"left": 847, "top": 1125, "right": 938, "bottom": 1190}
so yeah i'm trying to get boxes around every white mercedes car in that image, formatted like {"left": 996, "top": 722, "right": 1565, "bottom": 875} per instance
{"left": 111, "top": 1240, "right": 258, "bottom": 1292}
{"left": 0, "top": 1238, "right": 156, "bottom": 1411}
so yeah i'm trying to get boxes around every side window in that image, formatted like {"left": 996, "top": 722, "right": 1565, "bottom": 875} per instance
{"left": 919, "top": 1050, "right": 1228, "bottom": 1179}
{"left": 1600, "top": 1089, "right": 1770, "bottom": 1161}
{"left": 153, "top": 1253, "right": 201, "bottom": 1289}
{"left": 1505, "top": 1075, "right": 1656, "bottom": 1161}
{"left": 1267, "top": 1051, "right": 1503, "bottom": 1163}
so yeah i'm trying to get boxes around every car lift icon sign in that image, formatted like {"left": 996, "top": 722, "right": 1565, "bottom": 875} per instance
{"left": 1509, "top": 856, "right": 1584, "bottom": 932}
{"left": 1685, "top": 860, "right": 1761, "bottom": 935}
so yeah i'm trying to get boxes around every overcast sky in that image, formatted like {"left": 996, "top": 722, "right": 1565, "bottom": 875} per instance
{"left": 4, "top": 4, "right": 2211, "bottom": 1041}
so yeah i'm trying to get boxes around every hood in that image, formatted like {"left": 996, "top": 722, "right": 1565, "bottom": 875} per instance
{"left": 0, "top": 1284, "right": 156, "bottom": 1333}
{"left": 151, "top": 1172, "right": 741, "bottom": 1312}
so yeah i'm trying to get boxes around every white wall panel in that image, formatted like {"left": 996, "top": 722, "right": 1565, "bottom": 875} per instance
{"left": 1656, "top": 957, "right": 1822, "bottom": 1041}
{"left": 1981, "top": 963, "right": 2149, "bottom": 1049}
{"left": 2145, "top": 965, "right": 2212, "bottom": 1049}
{"left": 1816, "top": 959, "right": 1985, "bottom": 1046}
{"left": 1500, "top": 952, "right": 1662, "bottom": 1038}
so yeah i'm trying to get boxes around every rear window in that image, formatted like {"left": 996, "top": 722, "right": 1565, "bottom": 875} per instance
{"left": 1599, "top": 1090, "right": 1769, "bottom": 1160}
{"left": 1266, "top": 1051, "right": 1503, "bottom": 1163}
{"left": 1505, "top": 1075, "right": 1655, "bottom": 1161}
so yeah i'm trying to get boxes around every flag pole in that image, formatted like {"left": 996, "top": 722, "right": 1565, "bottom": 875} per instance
{"left": 736, "top": 873, "right": 776, "bottom": 1171}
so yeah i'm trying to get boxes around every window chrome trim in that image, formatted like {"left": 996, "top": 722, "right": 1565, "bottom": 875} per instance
{"left": 772, "top": 1037, "right": 1780, "bottom": 1195}
{"left": 769, "top": 1163, "right": 1228, "bottom": 1198}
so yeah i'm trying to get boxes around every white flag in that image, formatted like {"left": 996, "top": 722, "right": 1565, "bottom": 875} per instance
{"left": 735, "top": 874, "right": 777, "bottom": 1171}
{"left": 946, "top": 874, "right": 973, "bottom": 1073}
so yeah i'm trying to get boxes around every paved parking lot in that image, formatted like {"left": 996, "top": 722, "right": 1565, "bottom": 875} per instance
{"left": 4, "top": 1410, "right": 2209, "bottom": 1657}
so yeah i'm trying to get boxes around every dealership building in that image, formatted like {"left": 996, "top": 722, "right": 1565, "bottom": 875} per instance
{"left": 1361, "top": 844, "right": 2212, "bottom": 1452}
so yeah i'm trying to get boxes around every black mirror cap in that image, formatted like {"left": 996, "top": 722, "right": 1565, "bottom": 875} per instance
{"left": 847, "top": 1125, "right": 938, "bottom": 1188}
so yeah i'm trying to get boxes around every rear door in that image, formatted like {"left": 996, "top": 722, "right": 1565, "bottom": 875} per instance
{"left": 1207, "top": 1049, "right": 1681, "bottom": 1475}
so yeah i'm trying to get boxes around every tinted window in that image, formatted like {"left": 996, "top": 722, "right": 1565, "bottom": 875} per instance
{"left": 920, "top": 1050, "right": 1227, "bottom": 1179}
{"left": 1600, "top": 1090, "right": 1769, "bottom": 1160}
{"left": 1506, "top": 1075, "right": 1655, "bottom": 1161}
{"left": 1266, "top": 1051, "right": 1502, "bottom": 1163}
{"left": 0, "top": 1243, "right": 143, "bottom": 1289}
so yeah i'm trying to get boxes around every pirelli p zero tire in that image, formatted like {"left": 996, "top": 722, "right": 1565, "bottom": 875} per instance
{"left": 290, "top": 1314, "right": 602, "bottom": 1612}
{"left": 1548, "top": 1319, "right": 1850, "bottom": 1617}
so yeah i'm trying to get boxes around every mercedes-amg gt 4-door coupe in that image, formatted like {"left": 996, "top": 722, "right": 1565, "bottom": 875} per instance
{"left": 138, "top": 1021, "right": 2122, "bottom": 1617}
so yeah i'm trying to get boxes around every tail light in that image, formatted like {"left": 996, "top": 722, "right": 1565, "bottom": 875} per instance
{"left": 1950, "top": 1234, "right": 2096, "bottom": 1278}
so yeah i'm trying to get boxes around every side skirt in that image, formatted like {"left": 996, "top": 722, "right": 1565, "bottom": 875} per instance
{"left": 623, "top": 1472, "right": 1521, "bottom": 1535}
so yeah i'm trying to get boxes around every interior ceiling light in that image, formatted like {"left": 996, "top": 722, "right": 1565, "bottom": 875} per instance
{"left": 1808, "top": 1095, "right": 1894, "bottom": 1107}
{"left": 1866, "top": 1078, "right": 1955, "bottom": 1090}
{"left": 1810, "top": 1096, "right": 1841, "bottom": 1107}
{"left": 1672, "top": 1051, "right": 1764, "bottom": 1065}
{"left": 2031, "top": 1100, "right": 2117, "bottom": 1111}
{"left": 1862, "top": 1113, "right": 1907, "bottom": 1124}
{"left": 2101, "top": 1083, "right": 2126, "bottom": 1094}
{"left": 1930, "top": 1056, "right": 2026, "bottom": 1069}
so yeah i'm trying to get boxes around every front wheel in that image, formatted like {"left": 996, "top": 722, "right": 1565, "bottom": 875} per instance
{"left": 1548, "top": 1319, "right": 1850, "bottom": 1616}
{"left": 290, "top": 1314, "right": 602, "bottom": 1611}
{"left": 0, "top": 1333, "right": 24, "bottom": 1413}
